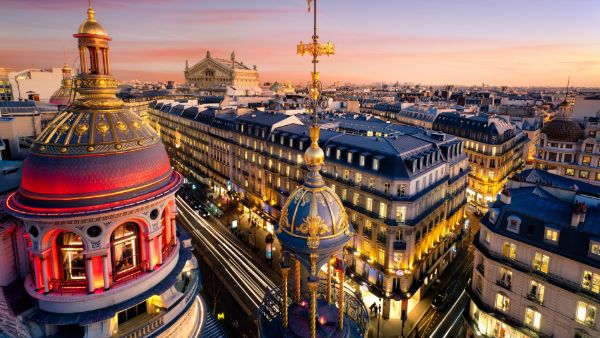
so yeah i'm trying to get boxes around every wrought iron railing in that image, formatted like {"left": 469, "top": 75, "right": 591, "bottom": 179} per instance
{"left": 258, "top": 278, "right": 369, "bottom": 337}
{"left": 49, "top": 278, "right": 87, "bottom": 294}
{"left": 162, "top": 239, "right": 177, "bottom": 260}
{"left": 112, "top": 261, "right": 147, "bottom": 286}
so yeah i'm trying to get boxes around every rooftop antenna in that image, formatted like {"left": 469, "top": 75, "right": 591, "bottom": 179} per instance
{"left": 565, "top": 75, "right": 571, "bottom": 101}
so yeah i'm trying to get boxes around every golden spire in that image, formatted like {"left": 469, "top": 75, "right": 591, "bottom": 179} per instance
{"left": 87, "top": 1, "right": 95, "bottom": 21}
{"left": 298, "top": 0, "right": 335, "bottom": 167}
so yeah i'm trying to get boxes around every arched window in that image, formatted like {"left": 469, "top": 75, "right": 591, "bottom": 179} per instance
{"left": 111, "top": 223, "right": 140, "bottom": 274}
{"left": 57, "top": 232, "right": 85, "bottom": 280}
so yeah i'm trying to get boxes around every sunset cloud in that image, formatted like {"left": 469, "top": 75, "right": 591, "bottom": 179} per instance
{"left": 1, "top": 0, "right": 599, "bottom": 87}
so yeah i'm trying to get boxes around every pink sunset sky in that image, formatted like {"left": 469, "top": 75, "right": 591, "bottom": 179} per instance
{"left": 1, "top": 0, "right": 599, "bottom": 87}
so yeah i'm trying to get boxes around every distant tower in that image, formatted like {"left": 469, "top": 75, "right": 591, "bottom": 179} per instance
{"left": 185, "top": 59, "right": 189, "bottom": 71}
{"left": 206, "top": 50, "right": 211, "bottom": 58}
{"left": 231, "top": 50, "right": 236, "bottom": 70}
{"left": 49, "top": 54, "right": 74, "bottom": 107}
{"left": 558, "top": 76, "right": 574, "bottom": 118}
{"left": 258, "top": 1, "right": 367, "bottom": 338}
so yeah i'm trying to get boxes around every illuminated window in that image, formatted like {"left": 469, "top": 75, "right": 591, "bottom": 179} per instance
{"left": 373, "top": 158, "right": 380, "bottom": 171}
{"left": 58, "top": 232, "right": 85, "bottom": 280}
{"left": 583, "top": 156, "right": 592, "bottom": 165}
{"left": 498, "top": 267, "right": 512, "bottom": 289}
{"left": 396, "top": 206, "right": 406, "bottom": 222}
{"left": 353, "top": 192, "right": 359, "bottom": 205}
{"left": 379, "top": 203, "right": 387, "bottom": 219}
{"left": 582, "top": 271, "right": 600, "bottom": 293}
{"left": 347, "top": 153, "right": 353, "bottom": 163}
{"left": 502, "top": 241, "right": 516, "bottom": 260}
{"left": 111, "top": 223, "right": 140, "bottom": 274}
{"left": 355, "top": 172, "right": 362, "bottom": 184}
{"left": 524, "top": 308, "right": 541, "bottom": 330}
{"left": 533, "top": 252, "right": 550, "bottom": 273}
{"left": 528, "top": 280, "right": 545, "bottom": 303}
{"left": 495, "top": 293, "right": 509, "bottom": 312}
{"left": 566, "top": 168, "right": 575, "bottom": 176}
{"left": 544, "top": 227, "right": 559, "bottom": 243}
{"left": 580, "top": 170, "right": 590, "bottom": 179}
{"left": 336, "top": 149, "right": 341, "bottom": 160}
{"left": 366, "top": 198, "right": 373, "bottom": 212}
{"left": 591, "top": 242, "right": 600, "bottom": 256}
{"left": 576, "top": 301, "right": 596, "bottom": 327}
{"left": 360, "top": 155, "right": 365, "bottom": 167}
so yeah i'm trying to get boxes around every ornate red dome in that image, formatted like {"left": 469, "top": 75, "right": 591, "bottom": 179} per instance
{"left": 5, "top": 6, "right": 181, "bottom": 215}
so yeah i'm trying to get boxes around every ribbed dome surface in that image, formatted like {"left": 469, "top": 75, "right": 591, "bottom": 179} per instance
{"left": 78, "top": 20, "right": 108, "bottom": 36}
{"left": 542, "top": 119, "right": 583, "bottom": 143}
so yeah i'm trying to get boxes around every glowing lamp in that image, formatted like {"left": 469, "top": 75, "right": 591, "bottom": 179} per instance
{"left": 319, "top": 316, "right": 326, "bottom": 325}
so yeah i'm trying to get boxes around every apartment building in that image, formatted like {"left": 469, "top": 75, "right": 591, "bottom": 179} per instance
{"left": 147, "top": 99, "right": 469, "bottom": 318}
{"left": 468, "top": 169, "right": 600, "bottom": 338}
{"left": 433, "top": 113, "right": 528, "bottom": 211}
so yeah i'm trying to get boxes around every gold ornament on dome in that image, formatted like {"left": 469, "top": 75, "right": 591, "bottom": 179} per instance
{"left": 75, "top": 77, "right": 119, "bottom": 88}
{"left": 75, "top": 123, "right": 89, "bottom": 135}
{"left": 96, "top": 121, "right": 109, "bottom": 134}
{"left": 58, "top": 123, "right": 70, "bottom": 134}
{"left": 115, "top": 121, "right": 127, "bottom": 131}
{"left": 299, "top": 215, "right": 329, "bottom": 249}
{"left": 336, "top": 210, "right": 348, "bottom": 232}
{"left": 87, "top": 146, "right": 95, "bottom": 152}
{"left": 131, "top": 121, "right": 141, "bottom": 129}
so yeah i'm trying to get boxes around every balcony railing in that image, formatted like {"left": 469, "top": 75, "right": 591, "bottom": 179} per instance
{"left": 496, "top": 279, "right": 512, "bottom": 291}
{"left": 49, "top": 278, "right": 87, "bottom": 294}
{"left": 112, "top": 261, "right": 148, "bottom": 287}
{"left": 162, "top": 240, "right": 177, "bottom": 260}
{"left": 258, "top": 278, "right": 369, "bottom": 337}
{"left": 525, "top": 291, "right": 543, "bottom": 305}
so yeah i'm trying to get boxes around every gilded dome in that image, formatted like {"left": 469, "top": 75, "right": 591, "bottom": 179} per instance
{"left": 78, "top": 7, "right": 108, "bottom": 37}
{"left": 541, "top": 118, "right": 583, "bottom": 143}
{"left": 279, "top": 186, "right": 349, "bottom": 247}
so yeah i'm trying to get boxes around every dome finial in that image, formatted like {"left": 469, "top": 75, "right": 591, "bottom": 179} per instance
{"left": 87, "top": 0, "right": 95, "bottom": 21}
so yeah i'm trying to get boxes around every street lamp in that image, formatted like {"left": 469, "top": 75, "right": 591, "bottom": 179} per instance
{"left": 376, "top": 301, "right": 382, "bottom": 338}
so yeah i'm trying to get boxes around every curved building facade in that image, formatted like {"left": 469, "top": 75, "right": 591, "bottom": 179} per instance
{"left": 3, "top": 5, "right": 215, "bottom": 338}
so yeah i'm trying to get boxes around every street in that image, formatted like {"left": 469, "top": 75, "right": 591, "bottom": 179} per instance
{"left": 176, "top": 195, "right": 281, "bottom": 336}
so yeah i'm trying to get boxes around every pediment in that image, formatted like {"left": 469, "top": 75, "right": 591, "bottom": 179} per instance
{"left": 188, "top": 58, "right": 232, "bottom": 76}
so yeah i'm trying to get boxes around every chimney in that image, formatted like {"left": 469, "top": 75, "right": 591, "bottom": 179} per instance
{"left": 499, "top": 189, "right": 511, "bottom": 204}
{"left": 571, "top": 202, "right": 587, "bottom": 227}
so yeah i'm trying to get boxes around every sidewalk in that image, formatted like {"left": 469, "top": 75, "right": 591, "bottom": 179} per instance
{"left": 216, "top": 205, "right": 283, "bottom": 276}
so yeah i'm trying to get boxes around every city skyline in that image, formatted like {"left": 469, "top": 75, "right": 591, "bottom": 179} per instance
{"left": 2, "top": 0, "right": 600, "bottom": 87}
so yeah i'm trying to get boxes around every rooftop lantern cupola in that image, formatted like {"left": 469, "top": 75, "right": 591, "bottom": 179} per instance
{"left": 74, "top": 4, "right": 111, "bottom": 76}
{"left": 258, "top": 1, "right": 367, "bottom": 337}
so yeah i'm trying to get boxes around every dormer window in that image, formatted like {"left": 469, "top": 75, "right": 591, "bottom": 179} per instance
{"left": 360, "top": 155, "right": 365, "bottom": 167}
{"left": 590, "top": 241, "right": 600, "bottom": 258}
{"left": 544, "top": 227, "right": 559, "bottom": 243}
{"left": 373, "top": 158, "right": 380, "bottom": 171}
{"left": 280, "top": 137, "right": 284, "bottom": 145}
{"left": 347, "top": 153, "right": 353, "bottom": 163}
{"left": 326, "top": 147, "right": 331, "bottom": 157}
{"left": 336, "top": 149, "right": 341, "bottom": 160}
{"left": 506, "top": 216, "right": 521, "bottom": 234}
{"left": 289, "top": 139, "right": 294, "bottom": 147}
{"left": 489, "top": 208, "right": 499, "bottom": 224}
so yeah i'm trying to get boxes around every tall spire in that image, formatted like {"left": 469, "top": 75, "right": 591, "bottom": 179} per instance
{"left": 297, "top": 0, "right": 335, "bottom": 174}
{"left": 87, "top": 0, "right": 95, "bottom": 21}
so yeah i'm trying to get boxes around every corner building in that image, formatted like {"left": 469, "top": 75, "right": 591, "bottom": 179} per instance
{"left": 467, "top": 169, "right": 600, "bottom": 338}
{"left": 2, "top": 6, "right": 213, "bottom": 338}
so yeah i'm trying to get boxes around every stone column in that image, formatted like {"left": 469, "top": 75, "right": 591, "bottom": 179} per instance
{"left": 41, "top": 256, "right": 49, "bottom": 294}
{"left": 170, "top": 215, "right": 177, "bottom": 243}
{"left": 102, "top": 255, "right": 110, "bottom": 290}
{"left": 295, "top": 258, "right": 301, "bottom": 303}
{"left": 85, "top": 257, "right": 94, "bottom": 293}
{"left": 281, "top": 267, "right": 290, "bottom": 328}
{"left": 308, "top": 281, "right": 318, "bottom": 338}
{"left": 79, "top": 46, "right": 87, "bottom": 74}
{"left": 337, "top": 267, "right": 345, "bottom": 331}
{"left": 157, "top": 234, "right": 163, "bottom": 265}
{"left": 33, "top": 257, "right": 42, "bottom": 290}
{"left": 148, "top": 237, "right": 156, "bottom": 271}
{"left": 326, "top": 257, "right": 332, "bottom": 304}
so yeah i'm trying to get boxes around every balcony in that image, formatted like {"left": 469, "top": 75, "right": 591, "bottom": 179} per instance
{"left": 496, "top": 279, "right": 512, "bottom": 291}
{"left": 476, "top": 263, "right": 485, "bottom": 276}
{"left": 525, "top": 291, "right": 543, "bottom": 305}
